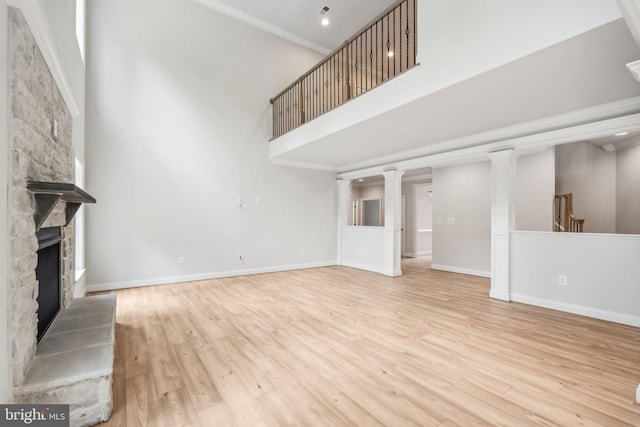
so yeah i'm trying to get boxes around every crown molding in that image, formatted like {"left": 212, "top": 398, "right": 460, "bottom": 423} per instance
{"left": 337, "top": 112, "right": 640, "bottom": 180}
{"left": 611, "top": 133, "right": 640, "bottom": 151}
{"left": 271, "top": 158, "right": 338, "bottom": 172}
{"left": 192, "top": 0, "right": 331, "bottom": 55}
{"left": 402, "top": 173, "right": 432, "bottom": 183}
{"left": 8, "top": 0, "right": 81, "bottom": 117}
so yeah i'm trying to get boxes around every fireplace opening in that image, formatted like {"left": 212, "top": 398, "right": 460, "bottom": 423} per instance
{"left": 36, "top": 227, "right": 62, "bottom": 342}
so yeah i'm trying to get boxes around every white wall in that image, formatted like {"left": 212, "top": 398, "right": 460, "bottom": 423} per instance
{"left": 432, "top": 161, "right": 491, "bottom": 276}
{"left": 352, "top": 183, "right": 385, "bottom": 226}
{"left": 555, "top": 141, "right": 616, "bottom": 233}
{"left": 414, "top": 183, "right": 433, "bottom": 256}
{"left": 401, "top": 179, "right": 431, "bottom": 256}
{"left": 356, "top": 184, "right": 385, "bottom": 202}
{"left": 85, "top": 0, "right": 337, "bottom": 290}
{"left": 616, "top": 144, "right": 640, "bottom": 234}
{"left": 0, "top": 0, "right": 10, "bottom": 404}
{"left": 511, "top": 231, "right": 640, "bottom": 326}
{"left": 515, "top": 148, "right": 555, "bottom": 231}
{"left": 340, "top": 226, "right": 385, "bottom": 274}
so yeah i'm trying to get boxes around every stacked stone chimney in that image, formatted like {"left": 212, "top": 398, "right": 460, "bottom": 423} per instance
{"left": 7, "top": 7, "right": 75, "bottom": 397}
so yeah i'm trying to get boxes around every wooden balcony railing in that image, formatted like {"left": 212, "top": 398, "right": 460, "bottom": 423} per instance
{"left": 270, "top": 0, "right": 417, "bottom": 139}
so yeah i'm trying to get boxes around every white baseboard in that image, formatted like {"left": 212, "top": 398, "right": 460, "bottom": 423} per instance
{"left": 403, "top": 252, "right": 415, "bottom": 258}
{"left": 86, "top": 261, "right": 337, "bottom": 292}
{"left": 388, "top": 268, "right": 402, "bottom": 277}
{"left": 417, "top": 250, "right": 432, "bottom": 256}
{"left": 489, "top": 289, "right": 510, "bottom": 302}
{"left": 510, "top": 293, "right": 640, "bottom": 328}
{"left": 339, "top": 260, "right": 386, "bottom": 275}
{"left": 431, "top": 264, "right": 491, "bottom": 278}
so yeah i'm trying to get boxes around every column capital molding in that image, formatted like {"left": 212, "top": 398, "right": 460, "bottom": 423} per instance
{"left": 336, "top": 179, "right": 352, "bottom": 188}
{"left": 382, "top": 169, "right": 405, "bottom": 180}
{"left": 488, "top": 149, "right": 514, "bottom": 161}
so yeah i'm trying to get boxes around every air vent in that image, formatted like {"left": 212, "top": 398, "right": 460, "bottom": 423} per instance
{"left": 318, "top": 6, "right": 330, "bottom": 15}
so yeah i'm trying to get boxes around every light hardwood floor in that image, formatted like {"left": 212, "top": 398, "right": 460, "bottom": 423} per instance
{"left": 97, "top": 258, "right": 640, "bottom": 426}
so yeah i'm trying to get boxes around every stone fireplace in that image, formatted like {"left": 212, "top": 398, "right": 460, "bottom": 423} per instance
{"left": 7, "top": 5, "right": 75, "bottom": 395}
{"left": 7, "top": 7, "right": 113, "bottom": 427}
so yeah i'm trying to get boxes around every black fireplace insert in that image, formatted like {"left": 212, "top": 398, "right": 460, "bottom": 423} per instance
{"left": 36, "top": 227, "right": 61, "bottom": 342}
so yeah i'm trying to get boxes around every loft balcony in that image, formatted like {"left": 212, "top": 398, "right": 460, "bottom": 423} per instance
{"left": 269, "top": 0, "right": 640, "bottom": 173}
{"left": 270, "top": 0, "right": 417, "bottom": 140}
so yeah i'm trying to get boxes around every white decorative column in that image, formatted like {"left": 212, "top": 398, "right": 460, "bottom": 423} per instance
{"left": 336, "top": 179, "right": 352, "bottom": 266}
{"left": 383, "top": 170, "right": 404, "bottom": 277}
{"left": 489, "top": 150, "right": 515, "bottom": 301}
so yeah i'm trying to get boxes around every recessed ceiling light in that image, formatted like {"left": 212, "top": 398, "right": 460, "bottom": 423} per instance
{"left": 387, "top": 51, "right": 394, "bottom": 57}
{"left": 321, "top": 17, "right": 329, "bottom": 26}
{"left": 358, "top": 179, "right": 364, "bottom": 182}
{"left": 615, "top": 132, "right": 629, "bottom": 136}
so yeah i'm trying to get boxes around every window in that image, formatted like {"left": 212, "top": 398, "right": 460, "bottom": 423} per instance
{"left": 74, "top": 156, "right": 85, "bottom": 281}
{"left": 75, "top": 0, "right": 85, "bottom": 63}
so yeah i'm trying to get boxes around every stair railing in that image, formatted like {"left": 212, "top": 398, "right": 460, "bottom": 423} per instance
{"left": 553, "top": 193, "right": 584, "bottom": 232}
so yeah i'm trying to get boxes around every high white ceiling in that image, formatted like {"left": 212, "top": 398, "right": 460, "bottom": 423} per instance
{"left": 193, "top": 0, "right": 396, "bottom": 54}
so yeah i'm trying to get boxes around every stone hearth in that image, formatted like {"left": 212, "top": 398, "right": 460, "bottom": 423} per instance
{"left": 17, "top": 293, "right": 116, "bottom": 427}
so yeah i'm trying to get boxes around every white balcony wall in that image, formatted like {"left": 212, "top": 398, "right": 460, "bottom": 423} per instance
{"left": 420, "top": 0, "right": 621, "bottom": 93}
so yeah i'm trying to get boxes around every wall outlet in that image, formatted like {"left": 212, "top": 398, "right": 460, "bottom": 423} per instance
{"left": 178, "top": 257, "right": 185, "bottom": 264}
{"left": 239, "top": 253, "right": 245, "bottom": 262}
{"left": 255, "top": 197, "right": 260, "bottom": 205}
{"left": 51, "top": 118, "right": 59, "bottom": 141}
{"left": 238, "top": 197, "right": 244, "bottom": 208}
{"left": 558, "top": 275, "right": 567, "bottom": 286}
